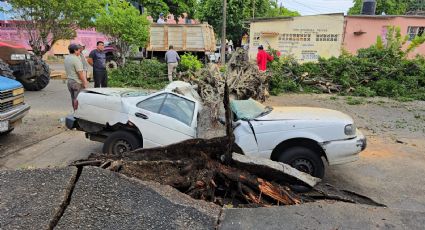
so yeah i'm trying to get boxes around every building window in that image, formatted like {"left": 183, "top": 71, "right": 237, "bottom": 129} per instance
{"left": 407, "top": 26, "right": 425, "bottom": 40}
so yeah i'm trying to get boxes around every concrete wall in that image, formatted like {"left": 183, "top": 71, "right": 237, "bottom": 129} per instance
{"left": 249, "top": 14, "right": 345, "bottom": 63}
{"left": 343, "top": 16, "right": 425, "bottom": 57}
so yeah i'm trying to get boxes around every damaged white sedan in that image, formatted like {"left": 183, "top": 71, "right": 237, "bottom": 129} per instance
{"left": 66, "top": 85, "right": 366, "bottom": 178}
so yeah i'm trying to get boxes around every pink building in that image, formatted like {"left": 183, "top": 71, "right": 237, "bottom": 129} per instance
{"left": 343, "top": 15, "right": 425, "bottom": 57}
{"left": 0, "top": 20, "right": 108, "bottom": 56}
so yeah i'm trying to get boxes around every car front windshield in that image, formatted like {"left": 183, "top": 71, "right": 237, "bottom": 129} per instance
{"left": 230, "top": 98, "right": 273, "bottom": 120}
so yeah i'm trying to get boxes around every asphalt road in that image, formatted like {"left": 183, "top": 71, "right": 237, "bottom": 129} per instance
{"left": 1, "top": 77, "right": 425, "bottom": 228}
{"left": 0, "top": 79, "right": 101, "bottom": 168}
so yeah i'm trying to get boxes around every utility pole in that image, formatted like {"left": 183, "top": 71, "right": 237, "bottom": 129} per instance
{"left": 221, "top": 0, "right": 227, "bottom": 65}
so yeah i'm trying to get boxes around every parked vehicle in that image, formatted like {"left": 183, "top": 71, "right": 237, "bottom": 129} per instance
{"left": 0, "top": 76, "right": 30, "bottom": 135}
{"left": 146, "top": 23, "right": 216, "bottom": 60}
{"left": 0, "top": 40, "right": 50, "bottom": 91}
{"left": 66, "top": 84, "right": 366, "bottom": 178}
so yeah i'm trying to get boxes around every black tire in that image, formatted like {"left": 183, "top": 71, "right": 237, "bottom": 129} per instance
{"left": 102, "top": 130, "right": 142, "bottom": 155}
{"left": 19, "top": 58, "right": 50, "bottom": 91}
{"left": 0, "top": 128, "right": 14, "bottom": 136}
{"left": 277, "top": 146, "right": 325, "bottom": 179}
{"left": 106, "top": 60, "right": 118, "bottom": 70}
{"left": 0, "top": 59, "right": 14, "bottom": 79}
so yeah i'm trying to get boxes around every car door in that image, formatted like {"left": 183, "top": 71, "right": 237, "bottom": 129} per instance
{"left": 127, "top": 92, "right": 197, "bottom": 148}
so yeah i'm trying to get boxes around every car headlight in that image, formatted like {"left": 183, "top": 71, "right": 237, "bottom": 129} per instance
{"left": 344, "top": 124, "right": 356, "bottom": 135}
{"left": 10, "top": 54, "right": 26, "bottom": 60}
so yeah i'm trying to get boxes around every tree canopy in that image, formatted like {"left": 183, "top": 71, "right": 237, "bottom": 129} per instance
{"left": 8, "top": 0, "right": 102, "bottom": 56}
{"left": 348, "top": 0, "right": 412, "bottom": 15}
{"left": 96, "top": 0, "right": 150, "bottom": 65}
{"left": 196, "top": 0, "right": 299, "bottom": 45}
{"left": 130, "top": 0, "right": 198, "bottom": 19}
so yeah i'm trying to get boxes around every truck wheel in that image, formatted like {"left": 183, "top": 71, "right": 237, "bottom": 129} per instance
{"left": 103, "top": 130, "right": 142, "bottom": 155}
{"left": 277, "top": 146, "right": 325, "bottom": 179}
{"left": 20, "top": 59, "right": 50, "bottom": 91}
{"left": 106, "top": 60, "right": 118, "bottom": 69}
{"left": 0, "top": 59, "right": 14, "bottom": 79}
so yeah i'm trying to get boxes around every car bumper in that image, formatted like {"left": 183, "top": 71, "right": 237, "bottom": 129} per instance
{"left": 65, "top": 115, "right": 78, "bottom": 129}
{"left": 322, "top": 130, "right": 367, "bottom": 165}
{"left": 0, "top": 104, "right": 30, "bottom": 132}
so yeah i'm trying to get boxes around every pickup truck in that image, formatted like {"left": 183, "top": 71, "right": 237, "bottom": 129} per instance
{"left": 0, "top": 76, "right": 30, "bottom": 135}
{"left": 66, "top": 83, "right": 366, "bottom": 178}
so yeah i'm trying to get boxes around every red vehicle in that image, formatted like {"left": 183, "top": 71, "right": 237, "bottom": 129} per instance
{"left": 0, "top": 40, "right": 50, "bottom": 91}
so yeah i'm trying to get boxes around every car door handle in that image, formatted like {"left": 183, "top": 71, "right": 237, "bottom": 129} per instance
{"left": 135, "top": 112, "right": 148, "bottom": 119}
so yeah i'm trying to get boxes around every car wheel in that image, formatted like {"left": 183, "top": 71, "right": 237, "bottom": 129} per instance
{"left": 103, "top": 131, "right": 141, "bottom": 155}
{"left": 277, "top": 146, "right": 325, "bottom": 179}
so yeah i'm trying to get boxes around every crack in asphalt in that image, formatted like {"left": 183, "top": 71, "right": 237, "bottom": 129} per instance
{"left": 47, "top": 166, "right": 82, "bottom": 230}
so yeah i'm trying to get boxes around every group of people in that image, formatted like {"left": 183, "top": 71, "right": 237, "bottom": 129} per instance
{"left": 65, "top": 41, "right": 108, "bottom": 110}
{"left": 155, "top": 12, "right": 193, "bottom": 24}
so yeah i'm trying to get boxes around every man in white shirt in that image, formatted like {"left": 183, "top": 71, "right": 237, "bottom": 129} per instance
{"left": 157, "top": 13, "right": 165, "bottom": 24}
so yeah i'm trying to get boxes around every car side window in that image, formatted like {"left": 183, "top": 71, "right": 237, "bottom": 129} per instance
{"left": 159, "top": 94, "right": 195, "bottom": 126}
{"left": 137, "top": 94, "right": 166, "bottom": 113}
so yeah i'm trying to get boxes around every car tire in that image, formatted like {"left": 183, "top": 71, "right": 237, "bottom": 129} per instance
{"left": 0, "top": 128, "right": 14, "bottom": 136}
{"left": 103, "top": 130, "right": 142, "bottom": 155}
{"left": 277, "top": 146, "right": 325, "bottom": 179}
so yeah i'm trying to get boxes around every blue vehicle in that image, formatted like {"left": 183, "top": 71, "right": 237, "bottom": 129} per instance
{"left": 0, "top": 76, "right": 30, "bottom": 135}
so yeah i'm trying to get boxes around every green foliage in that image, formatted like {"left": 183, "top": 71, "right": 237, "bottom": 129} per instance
{"left": 345, "top": 96, "right": 365, "bottom": 105}
{"left": 8, "top": 0, "right": 101, "bottom": 56}
{"left": 177, "top": 53, "right": 203, "bottom": 72}
{"left": 348, "top": 0, "right": 410, "bottom": 15}
{"left": 196, "top": 0, "right": 299, "bottom": 43}
{"left": 269, "top": 26, "right": 425, "bottom": 101}
{"left": 95, "top": 0, "right": 150, "bottom": 65}
{"left": 135, "top": 0, "right": 197, "bottom": 19}
{"left": 108, "top": 60, "right": 168, "bottom": 89}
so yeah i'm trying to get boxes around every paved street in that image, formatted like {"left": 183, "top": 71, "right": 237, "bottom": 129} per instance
{"left": 0, "top": 79, "right": 100, "bottom": 169}
{"left": 1, "top": 78, "right": 425, "bottom": 228}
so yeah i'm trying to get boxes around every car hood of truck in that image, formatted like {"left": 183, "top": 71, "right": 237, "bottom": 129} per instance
{"left": 256, "top": 106, "right": 354, "bottom": 124}
{"left": 0, "top": 76, "right": 22, "bottom": 91}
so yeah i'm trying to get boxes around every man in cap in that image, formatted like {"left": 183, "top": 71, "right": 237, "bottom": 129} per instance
{"left": 64, "top": 44, "right": 88, "bottom": 110}
{"left": 256, "top": 45, "right": 274, "bottom": 71}
{"left": 157, "top": 13, "right": 165, "bottom": 24}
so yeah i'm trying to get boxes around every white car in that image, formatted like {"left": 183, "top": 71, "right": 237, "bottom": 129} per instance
{"left": 66, "top": 86, "right": 366, "bottom": 178}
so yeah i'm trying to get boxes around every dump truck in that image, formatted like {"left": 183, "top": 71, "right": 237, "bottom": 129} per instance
{"left": 145, "top": 23, "right": 216, "bottom": 60}
{"left": 0, "top": 40, "right": 50, "bottom": 91}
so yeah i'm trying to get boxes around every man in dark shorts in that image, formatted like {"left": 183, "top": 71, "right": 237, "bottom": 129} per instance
{"left": 64, "top": 44, "right": 88, "bottom": 110}
{"left": 88, "top": 41, "right": 107, "bottom": 88}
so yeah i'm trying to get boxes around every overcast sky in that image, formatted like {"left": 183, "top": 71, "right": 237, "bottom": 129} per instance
{"left": 280, "top": 0, "right": 354, "bottom": 15}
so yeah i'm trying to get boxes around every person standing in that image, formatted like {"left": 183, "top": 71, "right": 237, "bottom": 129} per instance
{"left": 256, "top": 45, "right": 274, "bottom": 71}
{"left": 88, "top": 41, "right": 107, "bottom": 88}
{"left": 157, "top": 13, "right": 166, "bottom": 24}
{"left": 79, "top": 44, "right": 90, "bottom": 81}
{"left": 65, "top": 44, "right": 88, "bottom": 111}
{"left": 165, "top": 45, "right": 180, "bottom": 82}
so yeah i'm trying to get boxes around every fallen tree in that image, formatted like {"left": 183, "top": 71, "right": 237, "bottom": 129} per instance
{"left": 179, "top": 48, "right": 270, "bottom": 123}
{"left": 73, "top": 137, "right": 384, "bottom": 208}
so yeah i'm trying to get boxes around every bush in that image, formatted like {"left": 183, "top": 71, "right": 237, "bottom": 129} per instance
{"left": 177, "top": 53, "right": 203, "bottom": 72}
{"left": 109, "top": 59, "right": 168, "bottom": 89}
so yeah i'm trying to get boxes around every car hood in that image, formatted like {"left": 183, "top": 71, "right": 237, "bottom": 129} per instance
{"left": 0, "top": 76, "right": 22, "bottom": 91}
{"left": 256, "top": 106, "right": 353, "bottom": 123}
{"left": 83, "top": 88, "right": 150, "bottom": 97}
